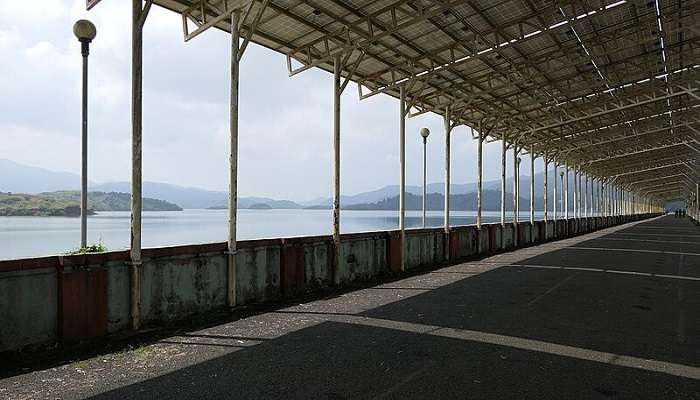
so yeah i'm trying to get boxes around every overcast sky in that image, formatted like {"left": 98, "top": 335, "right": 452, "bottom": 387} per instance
{"left": 0, "top": 0, "right": 540, "bottom": 201}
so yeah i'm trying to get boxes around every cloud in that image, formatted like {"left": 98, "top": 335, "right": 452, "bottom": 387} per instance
{"left": 0, "top": 0, "right": 542, "bottom": 201}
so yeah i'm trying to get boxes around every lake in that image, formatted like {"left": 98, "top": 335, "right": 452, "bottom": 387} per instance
{"left": 0, "top": 209, "right": 546, "bottom": 260}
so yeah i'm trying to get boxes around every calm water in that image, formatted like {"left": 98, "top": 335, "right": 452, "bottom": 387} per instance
{"left": 0, "top": 209, "right": 546, "bottom": 260}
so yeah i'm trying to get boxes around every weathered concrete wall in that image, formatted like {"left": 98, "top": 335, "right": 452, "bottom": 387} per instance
{"left": 141, "top": 251, "right": 227, "bottom": 323}
{"left": 405, "top": 230, "right": 445, "bottom": 270}
{"left": 303, "top": 239, "right": 332, "bottom": 290}
{"left": 501, "top": 224, "right": 515, "bottom": 249}
{"left": 0, "top": 214, "right": 660, "bottom": 352}
{"left": 339, "top": 234, "right": 387, "bottom": 282}
{"left": 545, "top": 221, "right": 554, "bottom": 239}
{"left": 0, "top": 267, "right": 57, "bottom": 352}
{"left": 449, "top": 226, "right": 478, "bottom": 260}
{"left": 107, "top": 262, "right": 130, "bottom": 333}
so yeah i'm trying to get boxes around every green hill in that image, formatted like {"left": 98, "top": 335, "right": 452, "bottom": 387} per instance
{"left": 0, "top": 191, "right": 182, "bottom": 216}
{"left": 41, "top": 191, "right": 182, "bottom": 212}
{"left": 0, "top": 193, "right": 89, "bottom": 216}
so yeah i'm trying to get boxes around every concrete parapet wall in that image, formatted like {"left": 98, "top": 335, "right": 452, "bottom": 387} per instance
{"left": 404, "top": 229, "right": 445, "bottom": 271}
{"left": 0, "top": 214, "right": 660, "bottom": 353}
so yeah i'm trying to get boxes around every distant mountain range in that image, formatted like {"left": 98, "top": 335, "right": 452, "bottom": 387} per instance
{"left": 1, "top": 158, "right": 591, "bottom": 211}
{"left": 346, "top": 190, "right": 541, "bottom": 211}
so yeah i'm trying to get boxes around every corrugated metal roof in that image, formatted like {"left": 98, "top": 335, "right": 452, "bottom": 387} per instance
{"left": 103, "top": 0, "right": 700, "bottom": 199}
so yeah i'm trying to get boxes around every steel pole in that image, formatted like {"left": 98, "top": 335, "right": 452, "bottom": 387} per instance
{"left": 597, "top": 179, "right": 600, "bottom": 216}
{"left": 573, "top": 168, "right": 578, "bottom": 219}
{"left": 476, "top": 129, "right": 483, "bottom": 229}
{"left": 227, "top": 10, "right": 240, "bottom": 306}
{"left": 444, "top": 107, "right": 451, "bottom": 235}
{"left": 530, "top": 150, "right": 535, "bottom": 224}
{"left": 586, "top": 177, "right": 594, "bottom": 217}
{"left": 553, "top": 163, "right": 557, "bottom": 221}
{"left": 564, "top": 166, "right": 569, "bottom": 220}
{"left": 578, "top": 167, "right": 586, "bottom": 218}
{"left": 543, "top": 153, "right": 548, "bottom": 222}
{"left": 584, "top": 174, "right": 588, "bottom": 218}
{"left": 513, "top": 144, "right": 518, "bottom": 225}
{"left": 500, "top": 138, "right": 506, "bottom": 226}
{"left": 332, "top": 55, "right": 341, "bottom": 285}
{"left": 129, "top": 0, "right": 145, "bottom": 330}
{"left": 399, "top": 84, "right": 406, "bottom": 272}
{"left": 80, "top": 41, "right": 89, "bottom": 249}
{"left": 513, "top": 144, "right": 519, "bottom": 247}
{"left": 516, "top": 160, "right": 520, "bottom": 221}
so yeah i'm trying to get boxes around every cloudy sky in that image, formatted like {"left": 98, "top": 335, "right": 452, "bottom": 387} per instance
{"left": 0, "top": 0, "right": 540, "bottom": 201}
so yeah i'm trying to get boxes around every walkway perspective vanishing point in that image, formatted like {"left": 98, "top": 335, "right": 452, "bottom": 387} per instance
{"left": 2, "top": 215, "right": 699, "bottom": 399}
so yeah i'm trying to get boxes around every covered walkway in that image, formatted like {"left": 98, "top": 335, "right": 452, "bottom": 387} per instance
{"left": 3, "top": 215, "right": 699, "bottom": 399}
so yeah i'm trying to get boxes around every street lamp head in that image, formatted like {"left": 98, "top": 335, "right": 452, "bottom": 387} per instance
{"left": 420, "top": 127, "right": 430, "bottom": 140}
{"left": 73, "top": 19, "right": 97, "bottom": 42}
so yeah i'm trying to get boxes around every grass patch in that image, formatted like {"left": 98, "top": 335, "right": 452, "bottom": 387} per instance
{"left": 66, "top": 240, "right": 107, "bottom": 255}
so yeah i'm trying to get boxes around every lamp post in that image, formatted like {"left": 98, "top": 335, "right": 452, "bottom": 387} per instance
{"left": 73, "top": 19, "right": 96, "bottom": 249}
{"left": 420, "top": 127, "right": 430, "bottom": 228}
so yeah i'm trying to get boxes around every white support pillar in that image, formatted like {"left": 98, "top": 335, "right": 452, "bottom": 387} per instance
{"left": 500, "top": 137, "right": 506, "bottom": 226}
{"left": 513, "top": 143, "right": 519, "bottom": 247}
{"left": 444, "top": 106, "right": 451, "bottom": 236}
{"left": 573, "top": 168, "right": 578, "bottom": 219}
{"left": 578, "top": 170, "right": 582, "bottom": 218}
{"left": 129, "top": 0, "right": 151, "bottom": 331}
{"left": 543, "top": 153, "right": 548, "bottom": 222}
{"left": 597, "top": 179, "right": 601, "bottom": 216}
{"left": 331, "top": 54, "right": 341, "bottom": 285}
{"left": 530, "top": 149, "right": 535, "bottom": 224}
{"left": 553, "top": 162, "right": 558, "bottom": 221}
{"left": 476, "top": 128, "right": 484, "bottom": 229}
{"left": 564, "top": 166, "right": 569, "bottom": 220}
{"left": 227, "top": 10, "right": 241, "bottom": 307}
{"left": 584, "top": 174, "right": 588, "bottom": 218}
{"left": 399, "top": 84, "right": 406, "bottom": 271}
{"left": 589, "top": 176, "right": 593, "bottom": 217}
{"left": 601, "top": 181, "right": 606, "bottom": 217}
{"left": 513, "top": 144, "right": 519, "bottom": 225}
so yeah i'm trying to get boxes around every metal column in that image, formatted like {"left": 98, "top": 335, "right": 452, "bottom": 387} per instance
{"left": 573, "top": 168, "right": 578, "bottom": 219}
{"left": 332, "top": 55, "right": 341, "bottom": 285}
{"left": 443, "top": 107, "right": 451, "bottom": 261}
{"left": 129, "top": 0, "right": 151, "bottom": 331}
{"left": 227, "top": 10, "right": 241, "bottom": 306}
{"left": 564, "top": 166, "right": 569, "bottom": 220}
{"left": 530, "top": 151, "right": 535, "bottom": 224}
{"left": 553, "top": 163, "right": 557, "bottom": 221}
{"left": 399, "top": 85, "right": 406, "bottom": 271}
{"left": 500, "top": 137, "right": 506, "bottom": 226}
{"left": 543, "top": 153, "right": 548, "bottom": 222}
{"left": 583, "top": 175, "right": 588, "bottom": 218}
{"left": 476, "top": 128, "right": 484, "bottom": 229}
{"left": 513, "top": 142, "right": 519, "bottom": 225}
{"left": 444, "top": 107, "right": 451, "bottom": 236}
{"left": 578, "top": 170, "right": 582, "bottom": 218}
